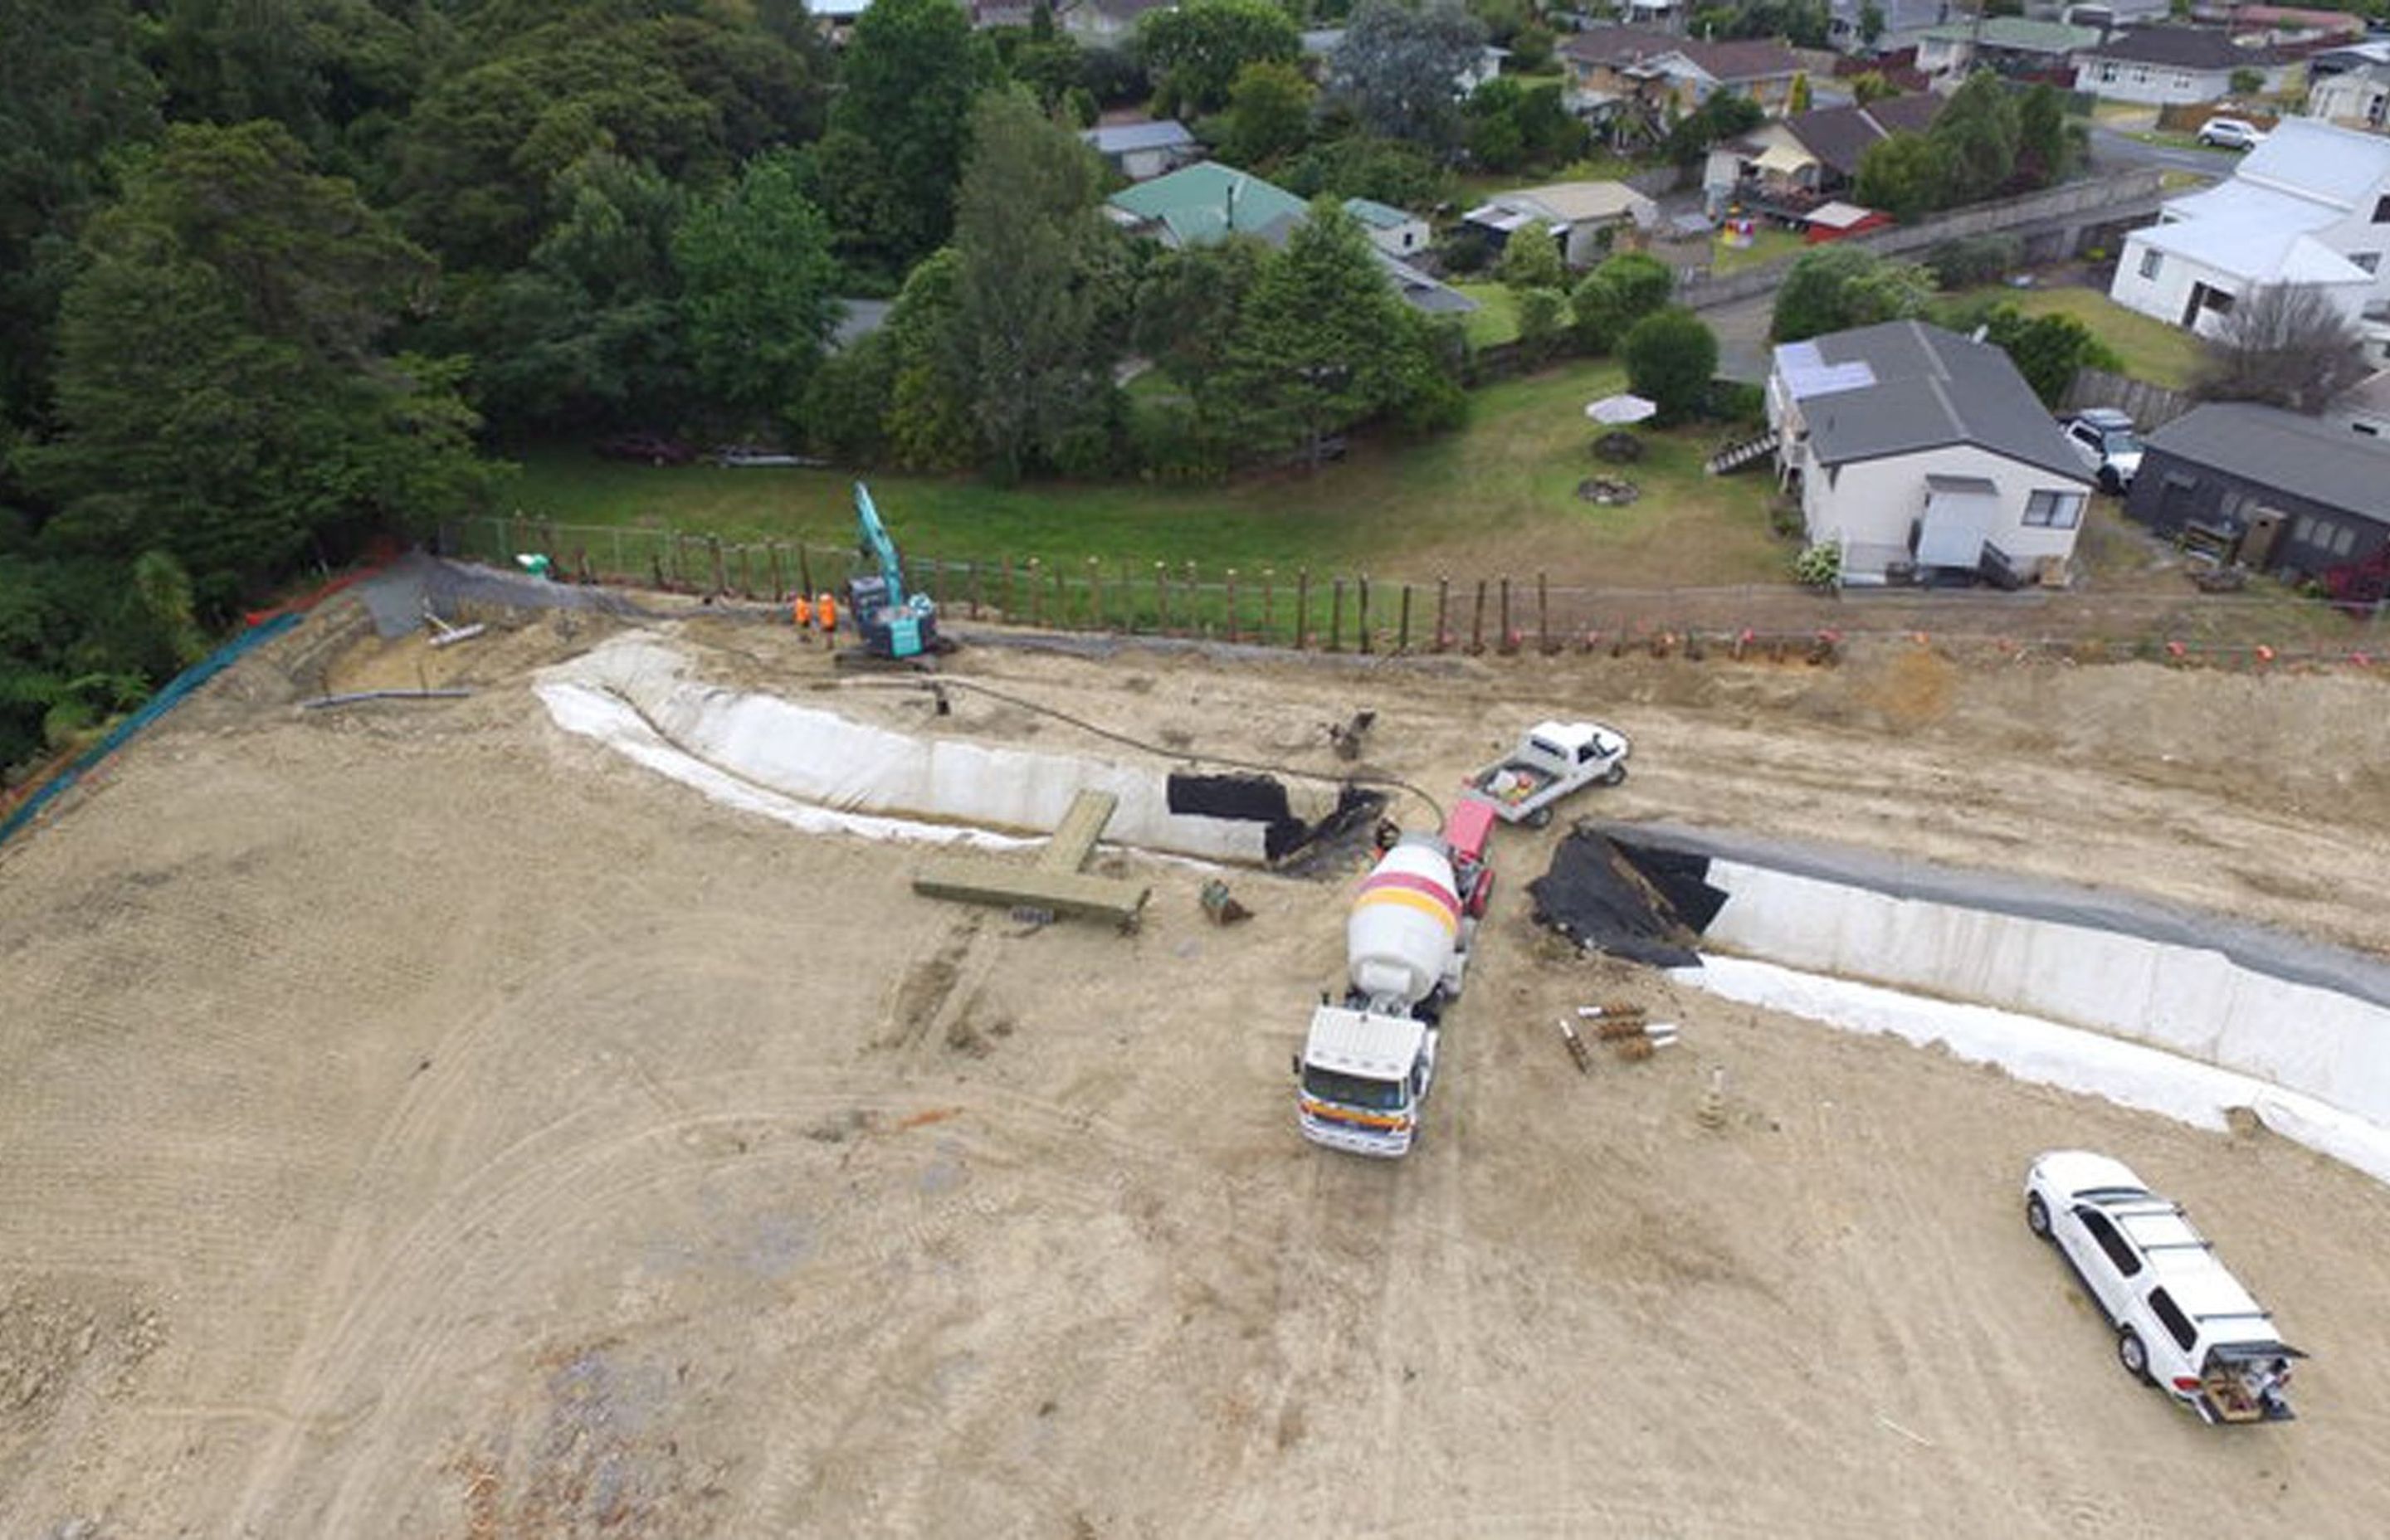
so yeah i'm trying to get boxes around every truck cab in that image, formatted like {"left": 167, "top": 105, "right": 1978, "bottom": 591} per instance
{"left": 1295, "top": 1006, "right": 1436, "bottom": 1157}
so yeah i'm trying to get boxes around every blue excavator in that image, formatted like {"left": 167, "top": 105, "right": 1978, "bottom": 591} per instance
{"left": 846, "top": 481, "right": 944, "bottom": 660}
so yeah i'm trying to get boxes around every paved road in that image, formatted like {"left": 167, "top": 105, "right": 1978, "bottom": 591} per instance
{"left": 2085, "top": 124, "right": 2234, "bottom": 181}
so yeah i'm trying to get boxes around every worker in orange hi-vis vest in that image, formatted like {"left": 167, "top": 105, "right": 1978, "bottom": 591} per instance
{"left": 816, "top": 591, "right": 838, "bottom": 640}
{"left": 790, "top": 592, "right": 813, "bottom": 639}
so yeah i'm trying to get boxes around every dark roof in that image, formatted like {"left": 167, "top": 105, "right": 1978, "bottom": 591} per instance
{"left": 2081, "top": 26, "right": 2279, "bottom": 69}
{"left": 2144, "top": 402, "right": 2390, "bottom": 522}
{"left": 1782, "top": 319, "right": 2093, "bottom": 480}
{"left": 1779, "top": 96, "right": 1941, "bottom": 176}
{"left": 1559, "top": 26, "right": 1801, "bottom": 81}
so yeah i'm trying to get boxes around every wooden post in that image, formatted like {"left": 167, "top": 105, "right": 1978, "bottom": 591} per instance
{"left": 1119, "top": 558, "right": 1133, "bottom": 633}
{"left": 1002, "top": 555, "right": 1014, "bottom": 619}
{"left": 710, "top": 535, "right": 726, "bottom": 595}
{"left": 1538, "top": 571, "right": 1551, "bottom": 655}
{"left": 1261, "top": 568, "right": 1275, "bottom": 647}
{"left": 969, "top": 562, "right": 983, "bottom": 621}
{"left": 1087, "top": 558, "right": 1102, "bottom": 629}
{"left": 769, "top": 543, "right": 785, "bottom": 602}
{"left": 1329, "top": 578, "right": 1345, "bottom": 652}
{"left": 797, "top": 544, "right": 814, "bottom": 602}
{"left": 577, "top": 548, "right": 593, "bottom": 586}
{"left": 1225, "top": 568, "right": 1240, "bottom": 643}
{"left": 737, "top": 544, "right": 752, "bottom": 598}
{"left": 1397, "top": 583, "right": 1412, "bottom": 654}
{"left": 1183, "top": 561, "right": 1198, "bottom": 636}
{"left": 612, "top": 529, "right": 625, "bottom": 582}
{"left": 1436, "top": 578, "right": 1450, "bottom": 653}
{"left": 1471, "top": 579, "right": 1486, "bottom": 654}
{"left": 1500, "top": 577, "right": 1514, "bottom": 653}
{"left": 651, "top": 550, "right": 665, "bottom": 591}
{"left": 1358, "top": 575, "right": 1373, "bottom": 655}
{"left": 1051, "top": 563, "right": 1065, "bottom": 628}
{"left": 1155, "top": 562, "right": 1169, "bottom": 634}
{"left": 1028, "top": 558, "right": 1043, "bottom": 626}
{"left": 1295, "top": 568, "right": 1311, "bottom": 650}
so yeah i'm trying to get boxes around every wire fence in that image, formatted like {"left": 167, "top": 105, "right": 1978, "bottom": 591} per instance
{"left": 437, "top": 516, "right": 2390, "bottom": 671}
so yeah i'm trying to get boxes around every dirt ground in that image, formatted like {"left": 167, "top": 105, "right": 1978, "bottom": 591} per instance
{"left": 3, "top": 602, "right": 2389, "bottom": 1539}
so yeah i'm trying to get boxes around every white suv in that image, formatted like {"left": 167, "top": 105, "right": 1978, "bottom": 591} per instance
{"left": 2023, "top": 1151, "right": 2305, "bottom": 1423}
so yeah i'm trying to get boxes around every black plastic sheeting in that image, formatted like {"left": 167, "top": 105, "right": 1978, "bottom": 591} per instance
{"left": 1527, "top": 827, "right": 1723, "bottom": 968}
{"left": 1167, "top": 773, "right": 1386, "bottom": 865}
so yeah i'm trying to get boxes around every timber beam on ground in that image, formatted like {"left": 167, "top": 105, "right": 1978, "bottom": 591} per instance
{"left": 913, "top": 788, "right": 1149, "bottom": 927}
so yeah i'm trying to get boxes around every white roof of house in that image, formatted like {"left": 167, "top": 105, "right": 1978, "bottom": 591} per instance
{"left": 2161, "top": 178, "right": 2341, "bottom": 232}
{"left": 1505, "top": 181, "right": 1660, "bottom": 227}
{"left": 2236, "top": 116, "right": 2390, "bottom": 210}
{"left": 2134, "top": 221, "right": 2373, "bottom": 286}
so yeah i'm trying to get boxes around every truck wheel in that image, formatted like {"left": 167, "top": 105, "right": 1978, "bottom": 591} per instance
{"left": 1602, "top": 763, "right": 1628, "bottom": 787}
{"left": 2025, "top": 1192, "right": 2052, "bottom": 1240}
{"left": 1527, "top": 807, "right": 1553, "bottom": 829}
{"left": 2118, "top": 1328, "right": 2152, "bottom": 1383}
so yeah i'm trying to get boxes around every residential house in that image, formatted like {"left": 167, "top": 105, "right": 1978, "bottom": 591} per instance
{"left": 1344, "top": 197, "right": 1432, "bottom": 259}
{"left": 1305, "top": 31, "right": 1510, "bottom": 100}
{"left": 2071, "top": 27, "right": 2286, "bottom": 105}
{"left": 1105, "top": 162, "right": 1478, "bottom": 315}
{"left": 1827, "top": 0, "right": 1956, "bottom": 55}
{"left": 1702, "top": 95, "right": 1943, "bottom": 215}
{"left": 2122, "top": 402, "right": 2390, "bottom": 582}
{"left": 1768, "top": 319, "right": 2095, "bottom": 587}
{"left": 2310, "top": 62, "right": 2390, "bottom": 134}
{"left": 1914, "top": 17, "right": 2102, "bottom": 82}
{"left": 1080, "top": 119, "right": 1201, "bottom": 182}
{"left": 1057, "top": 0, "right": 1173, "bottom": 44}
{"left": 2056, "top": 0, "right": 2173, "bottom": 31}
{"left": 2190, "top": 2, "right": 2366, "bottom": 43}
{"left": 2108, "top": 119, "right": 2390, "bottom": 358}
{"left": 1558, "top": 27, "right": 1805, "bottom": 130}
{"left": 1462, "top": 181, "right": 1661, "bottom": 268}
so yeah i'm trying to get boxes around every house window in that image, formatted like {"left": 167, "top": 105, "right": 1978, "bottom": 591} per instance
{"left": 2024, "top": 490, "right": 2085, "bottom": 529}
{"left": 2100, "top": 62, "right": 2119, "bottom": 83}
{"left": 2353, "top": 252, "right": 2383, "bottom": 275}
{"left": 2139, "top": 247, "right": 2163, "bottom": 280}
{"left": 2374, "top": 194, "right": 2390, "bottom": 224}
{"left": 2332, "top": 524, "right": 2358, "bottom": 556}
{"left": 2293, "top": 514, "right": 2317, "bottom": 544}
{"left": 2172, "top": 73, "right": 2192, "bottom": 90}
{"left": 2202, "top": 286, "right": 2234, "bottom": 314}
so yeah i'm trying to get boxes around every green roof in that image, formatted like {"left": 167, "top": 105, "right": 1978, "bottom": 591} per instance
{"left": 1106, "top": 161, "right": 1309, "bottom": 246}
{"left": 1342, "top": 196, "right": 1415, "bottom": 230}
{"left": 1919, "top": 17, "right": 2102, "bottom": 52}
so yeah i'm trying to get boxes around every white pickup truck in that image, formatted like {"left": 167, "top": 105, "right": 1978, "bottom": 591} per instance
{"left": 1464, "top": 719, "right": 1631, "bottom": 827}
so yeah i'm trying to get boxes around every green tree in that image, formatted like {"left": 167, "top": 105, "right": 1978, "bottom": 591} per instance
{"left": 1789, "top": 72, "right": 1812, "bottom": 113}
{"left": 1666, "top": 90, "right": 1763, "bottom": 167}
{"left": 1134, "top": 239, "right": 1271, "bottom": 392}
{"left": 1139, "top": 0, "right": 1302, "bottom": 115}
{"left": 1976, "top": 305, "right": 2119, "bottom": 406}
{"left": 2229, "top": 66, "right": 2265, "bottom": 96}
{"left": 1855, "top": 130, "right": 1952, "bottom": 223}
{"left": 1770, "top": 244, "right": 1934, "bottom": 342}
{"left": 1496, "top": 228, "right": 1566, "bottom": 291}
{"left": 1224, "top": 60, "right": 1318, "bottom": 167}
{"left": 953, "top": 90, "right": 1127, "bottom": 480}
{"left": 818, "top": 0, "right": 998, "bottom": 280}
{"left": 1621, "top": 307, "right": 1717, "bottom": 422}
{"left": 1516, "top": 285, "right": 1568, "bottom": 363}
{"left": 1329, "top": 0, "right": 1489, "bottom": 150}
{"left": 1859, "top": 2, "right": 1886, "bottom": 46}
{"left": 881, "top": 248, "right": 978, "bottom": 471}
{"left": 1212, "top": 200, "right": 1450, "bottom": 464}
{"left": 2016, "top": 83, "right": 2077, "bottom": 188}
{"left": 1570, "top": 251, "right": 1673, "bottom": 352}
{"left": 675, "top": 150, "right": 844, "bottom": 422}
{"left": 1849, "top": 70, "right": 1894, "bottom": 105}
{"left": 1280, "top": 134, "right": 1453, "bottom": 208}
{"left": 22, "top": 122, "right": 490, "bottom": 616}
{"left": 1934, "top": 70, "right": 2021, "bottom": 202}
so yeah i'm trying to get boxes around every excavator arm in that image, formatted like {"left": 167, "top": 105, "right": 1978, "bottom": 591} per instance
{"left": 854, "top": 481, "right": 907, "bottom": 612}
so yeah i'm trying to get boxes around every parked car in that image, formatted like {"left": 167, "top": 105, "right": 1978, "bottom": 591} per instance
{"left": 595, "top": 431, "right": 696, "bottom": 466}
{"left": 2060, "top": 408, "right": 2143, "bottom": 495}
{"left": 2023, "top": 1150, "right": 2305, "bottom": 1423}
{"left": 2197, "top": 118, "right": 2266, "bottom": 151}
{"left": 1463, "top": 719, "right": 1631, "bottom": 828}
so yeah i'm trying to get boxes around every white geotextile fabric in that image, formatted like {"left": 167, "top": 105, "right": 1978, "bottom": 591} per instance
{"left": 1700, "top": 860, "right": 2390, "bottom": 1131}
{"left": 539, "top": 635, "right": 1273, "bottom": 861}
{"left": 1678, "top": 956, "right": 2390, "bottom": 1190}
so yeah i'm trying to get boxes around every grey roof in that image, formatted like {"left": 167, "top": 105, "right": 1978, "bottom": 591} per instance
{"left": 1778, "top": 319, "right": 2093, "bottom": 480}
{"left": 2144, "top": 402, "right": 2390, "bottom": 522}
{"left": 1081, "top": 119, "right": 1197, "bottom": 155}
{"left": 2079, "top": 26, "right": 2277, "bottom": 70}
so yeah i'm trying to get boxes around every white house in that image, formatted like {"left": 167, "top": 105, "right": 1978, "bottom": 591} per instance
{"left": 1344, "top": 197, "right": 1432, "bottom": 259}
{"left": 1768, "top": 320, "right": 2095, "bottom": 587}
{"left": 2108, "top": 119, "right": 2390, "bottom": 353}
{"left": 2310, "top": 61, "right": 2390, "bottom": 133}
{"left": 1080, "top": 119, "right": 1200, "bottom": 182}
{"left": 2071, "top": 26, "right": 2287, "bottom": 105}
{"left": 1462, "top": 181, "right": 1659, "bottom": 268}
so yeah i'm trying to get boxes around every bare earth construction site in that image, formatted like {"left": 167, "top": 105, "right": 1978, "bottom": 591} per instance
{"left": 4, "top": 590, "right": 2390, "bottom": 1538}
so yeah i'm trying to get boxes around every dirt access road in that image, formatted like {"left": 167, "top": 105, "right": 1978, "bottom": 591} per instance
{"left": 2, "top": 605, "right": 2388, "bottom": 1538}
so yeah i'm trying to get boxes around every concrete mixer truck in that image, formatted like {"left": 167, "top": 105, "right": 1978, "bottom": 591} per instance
{"left": 1293, "top": 800, "right": 1495, "bottom": 1157}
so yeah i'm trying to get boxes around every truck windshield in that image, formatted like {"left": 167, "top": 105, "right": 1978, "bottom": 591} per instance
{"left": 1303, "top": 1065, "right": 1407, "bottom": 1111}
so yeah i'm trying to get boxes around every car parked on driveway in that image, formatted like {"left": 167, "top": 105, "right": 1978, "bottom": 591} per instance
{"left": 2197, "top": 118, "right": 2266, "bottom": 151}
{"left": 2060, "top": 408, "right": 2142, "bottom": 495}
{"left": 2024, "top": 1150, "right": 2305, "bottom": 1423}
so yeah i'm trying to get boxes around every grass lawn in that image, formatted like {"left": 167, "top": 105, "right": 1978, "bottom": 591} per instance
{"left": 1960, "top": 285, "right": 2207, "bottom": 391}
{"left": 1710, "top": 224, "right": 1807, "bottom": 275}
{"left": 491, "top": 360, "right": 1791, "bottom": 594}
{"left": 1456, "top": 282, "right": 1521, "bottom": 347}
